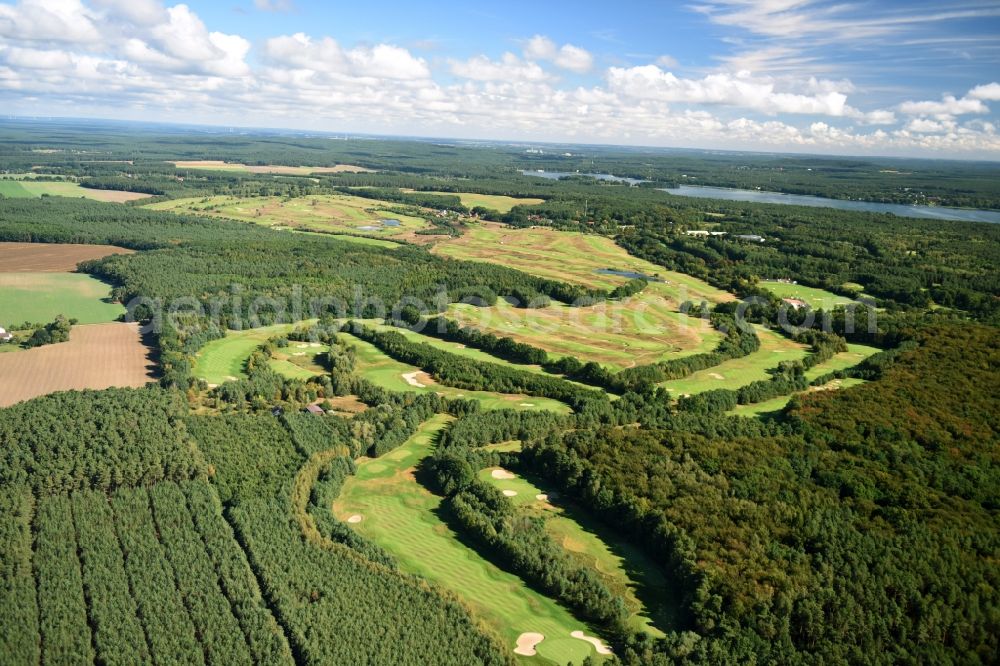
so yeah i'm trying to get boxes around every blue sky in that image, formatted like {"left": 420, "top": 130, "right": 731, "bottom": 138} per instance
{"left": 1, "top": 0, "right": 999, "bottom": 157}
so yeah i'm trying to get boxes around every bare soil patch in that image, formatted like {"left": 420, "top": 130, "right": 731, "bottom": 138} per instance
{"left": 0, "top": 322, "right": 155, "bottom": 407}
{"left": 0, "top": 242, "right": 133, "bottom": 272}
{"left": 83, "top": 189, "right": 154, "bottom": 202}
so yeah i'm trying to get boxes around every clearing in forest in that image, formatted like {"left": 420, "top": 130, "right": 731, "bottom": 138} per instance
{"left": 170, "top": 160, "right": 374, "bottom": 174}
{"left": 480, "top": 462, "right": 679, "bottom": 637}
{"left": 759, "top": 281, "right": 863, "bottom": 310}
{"left": 0, "top": 273, "right": 125, "bottom": 326}
{"left": 192, "top": 324, "right": 305, "bottom": 386}
{"left": 332, "top": 416, "right": 609, "bottom": 665}
{"left": 0, "top": 179, "right": 152, "bottom": 201}
{"left": 728, "top": 377, "right": 868, "bottom": 417}
{"left": 146, "top": 194, "right": 428, "bottom": 237}
{"left": 0, "top": 242, "right": 133, "bottom": 272}
{"left": 0, "top": 323, "right": 154, "bottom": 407}
{"left": 409, "top": 191, "right": 545, "bottom": 213}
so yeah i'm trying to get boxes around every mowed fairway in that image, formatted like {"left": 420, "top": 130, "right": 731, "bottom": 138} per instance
{"left": 415, "top": 191, "right": 545, "bottom": 213}
{"left": 481, "top": 465, "right": 677, "bottom": 638}
{"left": 760, "top": 281, "right": 861, "bottom": 310}
{"left": 433, "top": 223, "right": 733, "bottom": 301}
{"left": 146, "top": 194, "right": 428, "bottom": 237}
{"left": 341, "top": 331, "right": 571, "bottom": 413}
{"left": 192, "top": 324, "right": 302, "bottom": 385}
{"left": 728, "top": 377, "right": 867, "bottom": 417}
{"left": 0, "top": 242, "right": 132, "bottom": 272}
{"left": 170, "top": 160, "right": 374, "bottom": 174}
{"left": 0, "top": 323, "right": 155, "bottom": 407}
{"left": 0, "top": 273, "right": 125, "bottom": 326}
{"left": 448, "top": 297, "right": 721, "bottom": 371}
{"left": 0, "top": 179, "right": 151, "bottom": 201}
{"left": 332, "top": 416, "right": 608, "bottom": 665}
{"left": 433, "top": 223, "right": 731, "bottom": 370}
{"left": 659, "top": 325, "right": 809, "bottom": 395}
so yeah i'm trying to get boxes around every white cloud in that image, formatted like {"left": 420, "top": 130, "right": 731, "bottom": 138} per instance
{"left": 899, "top": 92, "right": 989, "bottom": 118}
{"left": 0, "top": 0, "right": 101, "bottom": 42}
{"left": 654, "top": 55, "right": 678, "bottom": 68}
{"left": 254, "top": 0, "right": 294, "bottom": 12}
{"left": 450, "top": 53, "right": 550, "bottom": 82}
{"left": 969, "top": 82, "right": 1000, "bottom": 101}
{"left": 522, "top": 34, "right": 593, "bottom": 73}
{"left": 607, "top": 65, "right": 853, "bottom": 116}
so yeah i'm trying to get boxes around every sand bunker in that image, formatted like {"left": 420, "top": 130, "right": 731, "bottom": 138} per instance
{"left": 535, "top": 493, "right": 548, "bottom": 501}
{"left": 709, "top": 372, "right": 725, "bottom": 380}
{"left": 519, "top": 402, "right": 534, "bottom": 407}
{"left": 514, "top": 632, "right": 545, "bottom": 656}
{"left": 570, "top": 631, "right": 612, "bottom": 655}
{"left": 502, "top": 490, "right": 518, "bottom": 497}
{"left": 491, "top": 469, "right": 516, "bottom": 480}
{"left": 347, "top": 514, "right": 363, "bottom": 524}
{"left": 401, "top": 371, "right": 426, "bottom": 388}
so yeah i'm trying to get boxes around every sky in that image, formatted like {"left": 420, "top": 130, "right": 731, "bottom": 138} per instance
{"left": 1, "top": 0, "right": 1000, "bottom": 158}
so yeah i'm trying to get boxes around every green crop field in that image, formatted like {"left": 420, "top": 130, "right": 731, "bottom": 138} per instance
{"left": 332, "top": 416, "right": 609, "bottom": 664}
{"left": 480, "top": 464, "right": 677, "bottom": 637}
{"left": 416, "top": 191, "right": 545, "bottom": 213}
{"left": 0, "top": 180, "right": 31, "bottom": 197}
{"left": 760, "top": 281, "right": 862, "bottom": 310}
{"left": 448, "top": 297, "right": 722, "bottom": 371}
{"left": 659, "top": 325, "right": 810, "bottom": 396}
{"left": 0, "top": 179, "right": 150, "bottom": 202}
{"left": 0, "top": 273, "right": 125, "bottom": 327}
{"left": 341, "top": 331, "right": 571, "bottom": 413}
{"left": 146, "top": 194, "right": 429, "bottom": 237}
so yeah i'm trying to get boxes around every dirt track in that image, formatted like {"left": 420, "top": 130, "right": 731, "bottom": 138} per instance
{"left": 0, "top": 242, "right": 133, "bottom": 272}
{"left": 0, "top": 322, "right": 155, "bottom": 407}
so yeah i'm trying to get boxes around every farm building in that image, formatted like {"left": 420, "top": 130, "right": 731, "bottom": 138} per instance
{"left": 304, "top": 403, "right": 325, "bottom": 415}
{"left": 735, "top": 234, "right": 765, "bottom": 242}
{"left": 0, "top": 327, "right": 12, "bottom": 342}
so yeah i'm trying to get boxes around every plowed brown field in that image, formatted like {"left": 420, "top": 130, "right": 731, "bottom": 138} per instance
{"left": 0, "top": 322, "right": 155, "bottom": 407}
{"left": 0, "top": 242, "right": 133, "bottom": 272}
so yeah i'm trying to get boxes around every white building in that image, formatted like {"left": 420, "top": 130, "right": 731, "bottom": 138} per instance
{"left": 0, "top": 327, "right": 12, "bottom": 342}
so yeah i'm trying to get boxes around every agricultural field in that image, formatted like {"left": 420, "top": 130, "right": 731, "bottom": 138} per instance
{"left": 481, "top": 464, "right": 676, "bottom": 637}
{"left": 448, "top": 297, "right": 721, "bottom": 371}
{"left": 0, "top": 323, "right": 154, "bottom": 407}
{"left": 760, "top": 281, "right": 861, "bottom": 310}
{"left": 146, "top": 194, "right": 429, "bottom": 237}
{"left": 659, "top": 325, "right": 809, "bottom": 396}
{"left": 170, "top": 160, "right": 374, "bottom": 174}
{"left": 0, "top": 273, "right": 125, "bottom": 326}
{"left": 332, "top": 416, "right": 609, "bottom": 665}
{"left": 0, "top": 242, "right": 132, "bottom": 272}
{"left": 728, "top": 377, "right": 867, "bottom": 417}
{"left": 0, "top": 179, "right": 151, "bottom": 201}
{"left": 341, "top": 331, "right": 572, "bottom": 413}
{"left": 413, "top": 191, "right": 545, "bottom": 213}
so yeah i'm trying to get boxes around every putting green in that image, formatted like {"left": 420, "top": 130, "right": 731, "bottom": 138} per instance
{"left": 0, "top": 273, "right": 124, "bottom": 327}
{"left": 332, "top": 415, "right": 609, "bottom": 664}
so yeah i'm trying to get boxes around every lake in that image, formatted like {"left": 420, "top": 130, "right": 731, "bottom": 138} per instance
{"left": 661, "top": 185, "right": 1000, "bottom": 223}
{"left": 521, "top": 170, "right": 647, "bottom": 185}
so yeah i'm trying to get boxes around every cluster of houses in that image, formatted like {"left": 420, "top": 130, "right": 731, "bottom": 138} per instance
{"left": 684, "top": 230, "right": 766, "bottom": 242}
